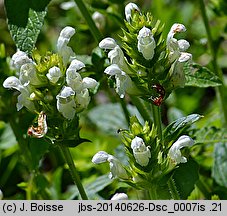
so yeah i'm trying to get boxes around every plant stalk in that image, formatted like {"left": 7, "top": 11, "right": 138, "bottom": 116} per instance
{"left": 167, "top": 177, "right": 181, "bottom": 200}
{"left": 199, "top": 0, "right": 227, "bottom": 127}
{"left": 151, "top": 105, "right": 163, "bottom": 143}
{"left": 73, "top": 0, "right": 103, "bottom": 42}
{"left": 59, "top": 144, "right": 88, "bottom": 200}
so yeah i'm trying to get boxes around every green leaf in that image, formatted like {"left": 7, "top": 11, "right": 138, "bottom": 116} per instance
{"left": 4, "top": 0, "right": 51, "bottom": 54}
{"left": 212, "top": 142, "right": 227, "bottom": 188}
{"left": 88, "top": 103, "right": 144, "bottom": 135}
{"left": 184, "top": 63, "right": 222, "bottom": 87}
{"left": 164, "top": 114, "right": 203, "bottom": 144}
{"left": 28, "top": 138, "right": 50, "bottom": 169}
{"left": 173, "top": 159, "right": 199, "bottom": 199}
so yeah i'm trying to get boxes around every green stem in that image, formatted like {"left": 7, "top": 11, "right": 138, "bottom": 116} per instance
{"left": 199, "top": 0, "right": 227, "bottom": 126}
{"left": 167, "top": 177, "right": 181, "bottom": 200}
{"left": 73, "top": 0, "right": 103, "bottom": 42}
{"left": 119, "top": 98, "right": 130, "bottom": 125}
{"left": 59, "top": 144, "right": 88, "bottom": 200}
{"left": 130, "top": 96, "right": 153, "bottom": 123}
{"left": 148, "top": 185, "right": 158, "bottom": 200}
{"left": 151, "top": 105, "right": 163, "bottom": 143}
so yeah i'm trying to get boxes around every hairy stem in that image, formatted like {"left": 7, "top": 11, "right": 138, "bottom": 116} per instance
{"left": 199, "top": 0, "right": 227, "bottom": 126}
{"left": 73, "top": 0, "right": 102, "bottom": 42}
{"left": 59, "top": 144, "right": 88, "bottom": 200}
{"left": 167, "top": 176, "right": 181, "bottom": 200}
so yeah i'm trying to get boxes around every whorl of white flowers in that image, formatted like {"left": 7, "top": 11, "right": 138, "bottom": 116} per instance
{"left": 3, "top": 26, "right": 98, "bottom": 121}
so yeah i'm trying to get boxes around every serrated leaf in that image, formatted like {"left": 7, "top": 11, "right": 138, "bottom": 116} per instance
{"left": 5, "top": 0, "right": 51, "bottom": 54}
{"left": 173, "top": 159, "right": 199, "bottom": 199}
{"left": 184, "top": 63, "right": 222, "bottom": 87}
{"left": 164, "top": 114, "right": 202, "bottom": 144}
{"left": 212, "top": 142, "right": 227, "bottom": 188}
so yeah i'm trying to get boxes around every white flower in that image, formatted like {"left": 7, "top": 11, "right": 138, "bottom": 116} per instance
{"left": 57, "top": 26, "right": 76, "bottom": 65}
{"left": 92, "top": 11, "right": 105, "bottom": 30}
{"left": 60, "top": 1, "right": 76, "bottom": 10}
{"left": 104, "top": 64, "right": 140, "bottom": 98}
{"left": 92, "top": 151, "right": 109, "bottom": 163}
{"left": 82, "top": 77, "right": 98, "bottom": 89}
{"left": 104, "top": 64, "right": 130, "bottom": 98}
{"left": 111, "top": 193, "right": 128, "bottom": 200}
{"left": 137, "top": 26, "right": 156, "bottom": 60}
{"left": 10, "top": 50, "right": 33, "bottom": 71}
{"left": 3, "top": 76, "right": 35, "bottom": 112}
{"left": 168, "top": 135, "right": 194, "bottom": 164}
{"left": 56, "top": 86, "right": 76, "bottom": 120}
{"left": 131, "top": 136, "right": 151, "bottom": 166}
{"left": 169, "top": 52, "right": 192, "bottom": 88}
{"left": 125, "top": 2, "right": 140, "bottom": 22}
{"left": 68, "top": 59, "right": 85, "bottom": 71}
{"left": 46, "top": 66, "right": 62, "bottom": 84}
{"left": 99, "top": 37, "right": 117, "bottom": 50}
{"left": 19, "top": 63, "right": 43, "bottom": 86}
{"left": 167, "top": 23, "right": 189, "bottom": 63}
{"left": 75, "top": 88, "right": 90, "bottom": 112}
{"left": 92, "top": 151, "right": 129, "bottom": 180}
{"left": 0, "top": 188, "right": 3, "bottom": 200}
{"left": 66, "top": 69, "right": 83, "bottom": 92}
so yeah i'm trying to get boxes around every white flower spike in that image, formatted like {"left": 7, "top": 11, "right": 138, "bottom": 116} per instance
{"left": 111, "top": 193, "right": 128, "bottom": 200}
{"left": 168, "top": 135, "right": 194, "bottom": 164}
{"left": 125, "top": 2, "right": 140, "bottom": 22}
{"left": 137, "top": 26, "right": 156, "bottom": 60}
{"left": 131, "top": 136, "right": 151, "bottom": 166}
{"left": 56, "top": 86, "right": 76, "bottom": 120}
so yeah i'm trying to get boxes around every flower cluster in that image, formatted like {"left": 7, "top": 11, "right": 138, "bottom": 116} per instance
{"left": 99, "top": 3, "right": 192, "bottom": 105}
{"left": 92, "top": 116, "right": 195, "bottom": 190}
{"left": 3, "top": 26, "right": 98, "bottom": 139}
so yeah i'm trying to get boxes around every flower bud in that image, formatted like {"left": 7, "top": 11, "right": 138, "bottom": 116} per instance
{"left": 178, "top": 39, "right": 190, "bottom": 52}
{"left": 68, "top": 59, "right": 85, "bottom": 71}
{"left": 137, "top": 27, "right": 156, "bottom": 60}
{"left": 168, "top": 135, "right": 194, "bottom": 164}
{"left": 111, "top": 193, "right": 128, "bottom": 200}
{"left": 125, "top": 2, "right": 140, "bottom": 22}
{"left": 56, "top": 86, "right": 76, "bottom": 120}
{"left": 131, "top": 136, "right": 151, "bottom": 166}
{"left": 46, "top": 66, "right": 62, "bottom": 84}
{"left": 99, "top": 37, "right": 117, "bottom": 50}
